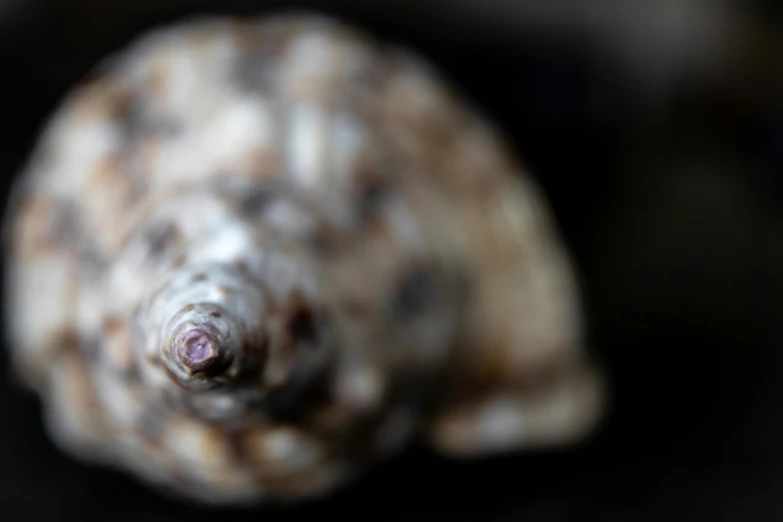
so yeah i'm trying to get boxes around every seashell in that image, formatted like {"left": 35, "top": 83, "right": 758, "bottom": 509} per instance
{"left": 2, "top": 13, "right": 605, "bottom": 504}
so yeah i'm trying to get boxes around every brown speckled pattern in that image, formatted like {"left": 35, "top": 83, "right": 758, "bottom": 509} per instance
{"left": 3, "top": 13, "right": 604, "bottom": 504}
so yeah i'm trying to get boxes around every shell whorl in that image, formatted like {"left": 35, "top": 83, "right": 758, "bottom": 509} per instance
{"left": 3, "top": 13, "right": 604, "bottom": 504}
{"left": 151, "top": 268, "right": 267, "bottom": 389}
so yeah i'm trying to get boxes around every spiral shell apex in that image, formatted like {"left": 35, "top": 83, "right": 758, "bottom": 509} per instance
{"left": 3, "top": 13, "right": 605, "bottom": 504}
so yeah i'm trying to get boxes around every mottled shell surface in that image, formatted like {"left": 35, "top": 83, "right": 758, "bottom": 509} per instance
{"left": 3, "top": 13, "right": 604, "bottom": 504}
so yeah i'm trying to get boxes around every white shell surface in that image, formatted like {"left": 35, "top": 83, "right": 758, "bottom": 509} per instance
{"left": 3, "top": 13, "right": 604, "bottom": 504}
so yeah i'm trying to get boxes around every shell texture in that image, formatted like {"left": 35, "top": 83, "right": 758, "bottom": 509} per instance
{"left": 3, "top": 13, "right": 604, "bottom": 504}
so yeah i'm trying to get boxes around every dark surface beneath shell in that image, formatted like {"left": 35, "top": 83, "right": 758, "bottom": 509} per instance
{"left": 1, "top": 1, "right": 783, "bottom": 521}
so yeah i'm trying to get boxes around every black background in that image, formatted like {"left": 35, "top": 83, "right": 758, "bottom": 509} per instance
{"left": 0, "top": 1, "right": 782, "bottom": 520}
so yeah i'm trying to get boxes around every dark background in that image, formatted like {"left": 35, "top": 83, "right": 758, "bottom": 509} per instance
{"left": 0, "top": 1, "right": 781, "bottom": 520}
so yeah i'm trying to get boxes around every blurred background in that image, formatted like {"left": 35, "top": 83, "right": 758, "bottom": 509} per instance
{"left": 0, "top": 0, "right": 781, "bottom": 520}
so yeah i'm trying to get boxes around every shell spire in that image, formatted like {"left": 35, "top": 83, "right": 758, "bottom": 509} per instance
{"left": 3, "top": 13, "right": 605, "bottom": 504}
